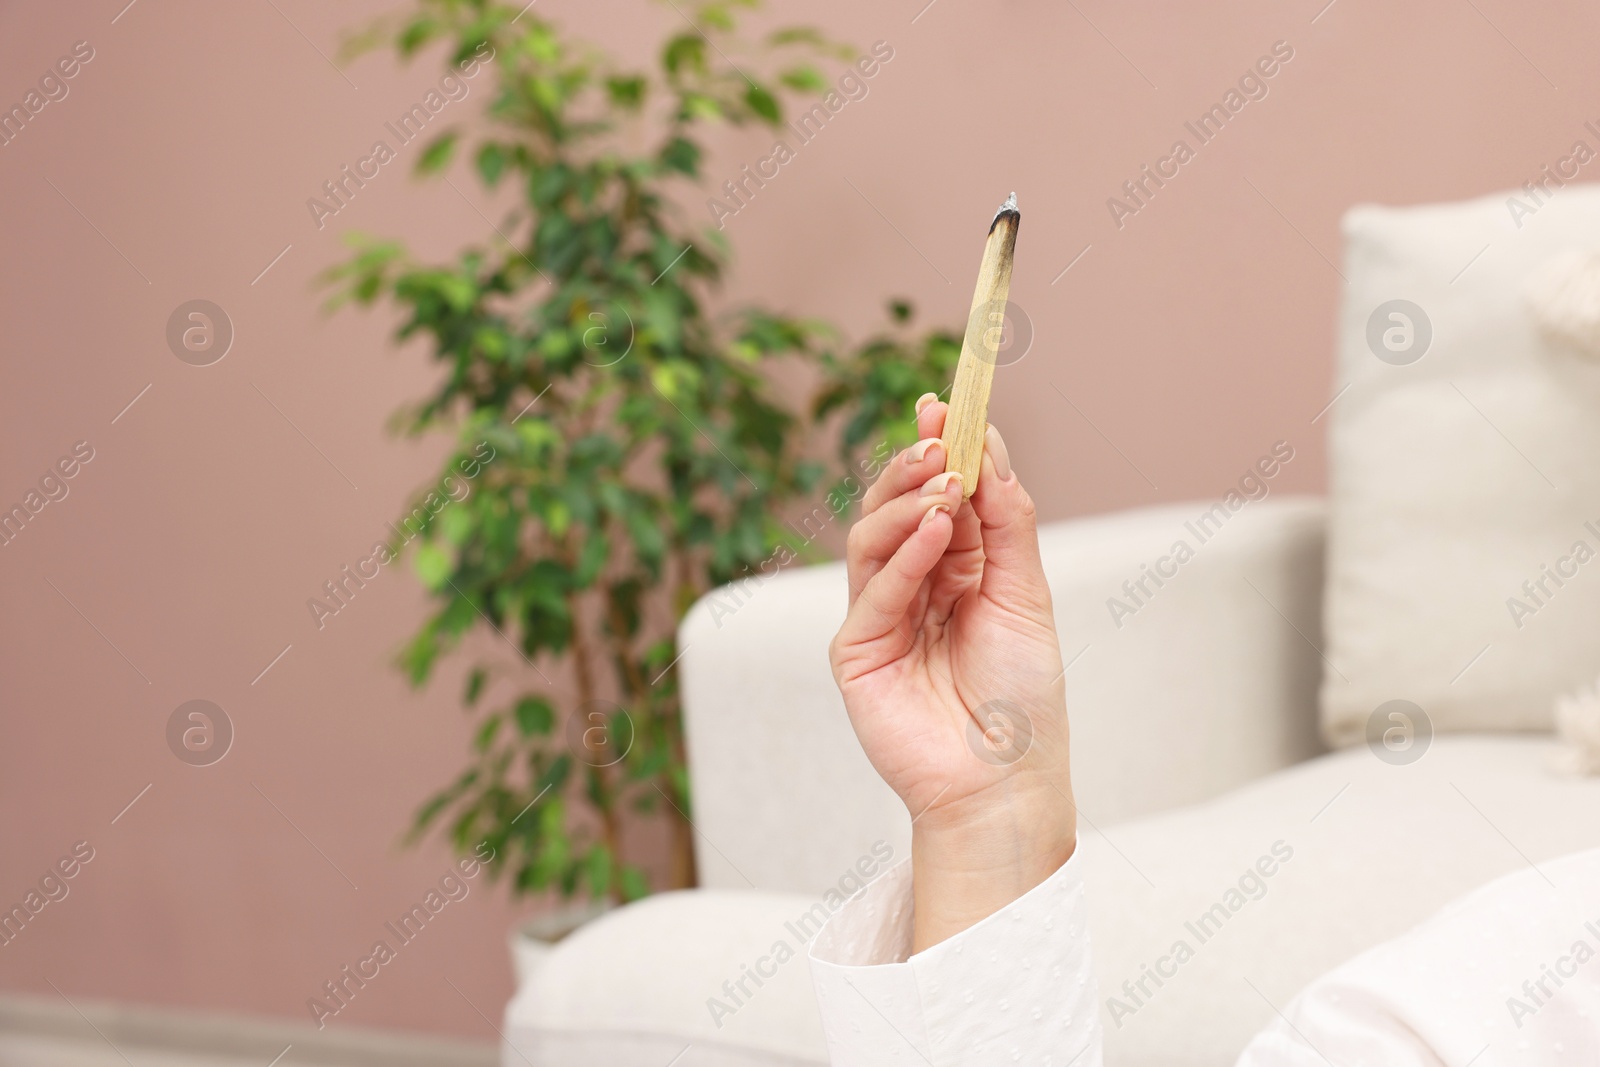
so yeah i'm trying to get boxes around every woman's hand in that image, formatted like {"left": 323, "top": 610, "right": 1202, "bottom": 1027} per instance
{"left": 829, "top": 396, "right": 1077, "bottom": 951}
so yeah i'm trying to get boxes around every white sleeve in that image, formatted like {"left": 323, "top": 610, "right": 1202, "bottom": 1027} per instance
{"left": 806, "top": 849, "right": 1103, "bottom": 1067}
{"left": 810, "top": 841, "right": 1600, "bottom": 1066}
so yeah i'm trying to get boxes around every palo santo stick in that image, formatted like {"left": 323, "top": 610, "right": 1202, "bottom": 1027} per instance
{"left": 941, "top": 192, "right": 1020, "bottom": 499}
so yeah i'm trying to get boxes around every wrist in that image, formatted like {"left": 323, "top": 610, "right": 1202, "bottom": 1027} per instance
{"left": 910, "top": 773, "right": 1077, "bottom": 952}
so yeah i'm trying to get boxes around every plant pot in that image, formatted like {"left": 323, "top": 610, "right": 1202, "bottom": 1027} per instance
{"left": 509, "top": 899, "right": 614, "bottom": 984}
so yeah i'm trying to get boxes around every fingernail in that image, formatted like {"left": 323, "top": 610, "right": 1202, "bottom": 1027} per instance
{"left": 919, "top": 504, "right": 950, "bottom": 528}
{"left": 907, "top": 438, "right": 944, "bottom": 465}
{"left": 915, "top": 392, "right": 938, "bottom": 415}
{"left": 985, "top": 424, "right": 1013, "bottom": 481}
{"left": 919, "top": 471, "right": 963, "bottom": 497}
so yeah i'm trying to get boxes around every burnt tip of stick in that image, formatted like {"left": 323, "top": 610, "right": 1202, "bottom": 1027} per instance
{"left": 989, "top": 191, "right": 1020, "bottom": 233}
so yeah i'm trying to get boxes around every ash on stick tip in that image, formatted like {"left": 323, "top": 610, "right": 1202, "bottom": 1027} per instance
{"left": 991, "top": 191, "right": 1019, "bottom": 230}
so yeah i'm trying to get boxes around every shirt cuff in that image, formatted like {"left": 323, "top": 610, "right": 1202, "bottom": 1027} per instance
{"left": 806, "top": 848, "right": 1103, "bottom": 1067}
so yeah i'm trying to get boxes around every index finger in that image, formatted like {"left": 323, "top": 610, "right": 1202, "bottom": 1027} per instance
{"left": 862, "top": 397, "right": 950, "bottom": 515}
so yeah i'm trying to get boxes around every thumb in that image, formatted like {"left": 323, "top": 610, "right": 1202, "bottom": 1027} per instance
{"left": 968, "top": 425, "right": 1050, "bottom": 609}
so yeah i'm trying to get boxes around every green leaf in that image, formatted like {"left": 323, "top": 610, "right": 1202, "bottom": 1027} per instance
{"left": 520, "top": 26, "right": 559, "bottom": 64}
{"left": 397, "top": 18, "right": 440, "bottom": 56}
{"left": 454, "top": 35, "right": 496, "bottom": 67}
{"left": 440, "top": 504, "right": 474, "bottom": 545}
{"left": 658, "top": 136, "right": 700, "bottom": 177}
{"left": 574, "top": 532, "right": 609, "bottom": 586}
{"left": 476, "top": 143, "right": 506, "bottom": 187}
{"left": 585, "top": 844, "right": 613, "bottom": 899}
{"left": 768, "top": 27, "right": 827, "bottom": 47}
{"left": 622, "top": 505, "right": 667, "bottom": 571}
{"left": 682, "top": 93, "right": 723, "bottom": 122}
{"left": 542, "top": 496, "right": 572, "bottom": 537}
{"left": 743, "top": 82, "right": 781, "bottom": 124}
{"left": 618, "top": 865, "right": 651, "bottom": 902}
{"left": 416, "top": 131, "right": 458, "bottom": 175}
{"left": 531, "top": 75, "right": 563, "bottom": 111}
{"left": 778, "top": 66, "right": 828, "bottom": 93}
{"left": 414, "top": 543, "right": 453, "bottom": 591}
{"left": 399, "top": 624, "right": 439, "bottom": 687}
{"left": 513, "top": 696, "right": 555, "bottom": 736}
{"left": 696, "top": 4, "right": 734, "bottom": 31}
{"left": 473, "top": 714, "right": 502, "bottom": 753}
{"left": 541, "top": 753, "right": 572, "bottom": 794}
{"left": 606, "top": 75, "right": 647, "bottom": 109}
{"left": 663, "top": 34, "right": 707, "bottom": 75}
{"left": 464, "top": 667, "right": 488, "bottom": 707}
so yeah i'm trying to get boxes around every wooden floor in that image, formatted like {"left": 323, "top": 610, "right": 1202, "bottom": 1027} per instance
{"left": 0, "top": 1030, "right": 293, "bottom": 1067}
{"left": 0, "top": 996, "right": 497, "bottom": 1067}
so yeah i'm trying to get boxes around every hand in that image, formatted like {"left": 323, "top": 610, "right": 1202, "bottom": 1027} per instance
{"left": 829, "top": 396, "right": 1076, "bottom": 951}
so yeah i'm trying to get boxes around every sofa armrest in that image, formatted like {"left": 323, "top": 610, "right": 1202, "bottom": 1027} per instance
{"left": 678, "top": 495, "right": 1328, "bottom": 895}
{"left": 1049, "top": 495, "right": 1328, "bottom": 829}
{"left": 504, "top": 889, "right": 830, "bottom": 1067}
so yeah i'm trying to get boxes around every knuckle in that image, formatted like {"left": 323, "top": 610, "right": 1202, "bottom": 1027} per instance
{"left": 891, "top": 553, "right": 921, "bottom": 583}
{"left": 845, "top": 521, "right": 867, "bottom": 558}
{"left": 826, "top": 633, "right": 849, "bottom": 683}
{"left": 1016, "top": 487, "right": 1039, "bottom": 526}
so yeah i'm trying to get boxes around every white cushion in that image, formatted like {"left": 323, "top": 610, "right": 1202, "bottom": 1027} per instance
{"left": 1322, "top": 186, "right": 1600, "bottom": 743}
{"left": 506, "top": 735, "right": 1598, "bottom": 1067}
{"left": 1084, "top": 734, "right": 1600, "bottom": 1066}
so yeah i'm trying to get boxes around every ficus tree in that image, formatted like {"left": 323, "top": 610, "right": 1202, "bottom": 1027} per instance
{"left": 325, "top": 0, "right": 960, "bottom": 907}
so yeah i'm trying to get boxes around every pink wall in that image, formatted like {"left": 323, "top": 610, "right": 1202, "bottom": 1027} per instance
{"left": 1, "top": 0, "right": 1593, "bottom": 1041}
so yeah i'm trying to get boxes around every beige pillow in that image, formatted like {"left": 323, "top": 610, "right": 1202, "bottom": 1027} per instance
{"left": 1321, "top": 185, "right": 1600, "bottom": 746}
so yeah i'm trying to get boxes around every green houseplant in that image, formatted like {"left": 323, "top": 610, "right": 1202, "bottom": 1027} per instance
{"left": 326, "top": 0, "right": 961, "bottom": 910}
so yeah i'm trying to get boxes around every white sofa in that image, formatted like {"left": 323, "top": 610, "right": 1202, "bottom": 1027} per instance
{"left": 506, "top": 185, "right": 1600, "bottom": 1064}
{"left": 503, "top": 494, "right": 1600, "bottom": 1066}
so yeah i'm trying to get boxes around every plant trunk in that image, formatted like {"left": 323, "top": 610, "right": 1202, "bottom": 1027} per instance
{"left": 667, "top": 776, "right": 695, "bottom": 888}
{"left": 665, "top": 546, "right": 699, "bottom": 889}
{"left": 569, "top": 591, "right": 624, "bottom": 905}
